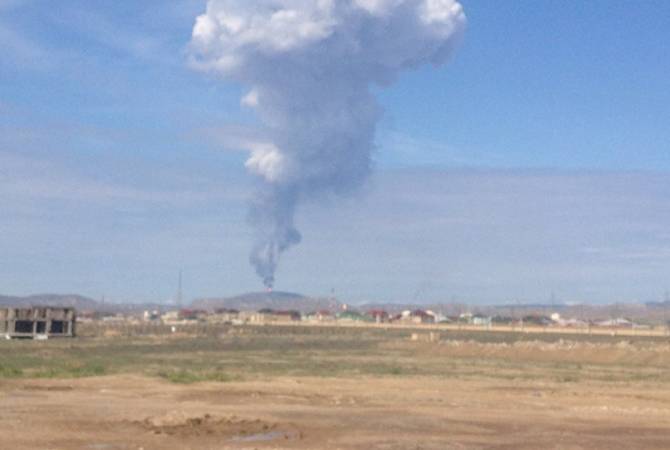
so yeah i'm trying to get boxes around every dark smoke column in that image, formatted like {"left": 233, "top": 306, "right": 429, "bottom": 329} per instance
{"left": 189, "top": 0, "right": 466, "bottom": 288}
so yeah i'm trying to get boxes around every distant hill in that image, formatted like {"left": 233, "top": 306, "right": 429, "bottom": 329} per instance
{"left": 0, "top": 293, "right": 98, "bottom": 309}
{"left": 359, "top": 302, "right": 456, "bottom": 314}
{"left": 192, "top": 291, "right": 342, "bottom": 312}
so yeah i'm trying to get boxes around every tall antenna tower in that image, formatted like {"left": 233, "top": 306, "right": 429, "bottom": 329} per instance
{"left": 176, "top": 270, "right": 183, "bottom": 308}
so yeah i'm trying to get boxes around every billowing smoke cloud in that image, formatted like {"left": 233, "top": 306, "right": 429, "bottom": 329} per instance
{"left": 190, "top": 0, "right": 466, "bottom": 288}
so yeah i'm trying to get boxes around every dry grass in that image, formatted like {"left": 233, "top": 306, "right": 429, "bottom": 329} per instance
{"left": 1, "top": 323, "right": 669, "bottom": 384}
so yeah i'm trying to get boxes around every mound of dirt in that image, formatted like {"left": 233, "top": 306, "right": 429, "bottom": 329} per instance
{"left": 134, "top": 413, "right": 301, "bottom": 441}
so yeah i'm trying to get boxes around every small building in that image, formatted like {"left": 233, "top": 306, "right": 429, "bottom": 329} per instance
{"left": 161, "top": 310, "right": 180, "bottom": 324}
{"left": 337, "top": 310, "right": 370, "bottom": 323}
{"left": 1, "top": 307, "right": 76, "bottom": 339}
{"left": 472, "top": 314, "right": 492, "bottom": 326}
{"left": 561, "top": 317, "right": 589, "bottom": 328}
{"left": 410, "top": 309, "right": 436, "bottom": 324}
{"left": 367, "top": 309, "right": 390, "bottom": 323}
{"left": 458, "top": 312, "right": 473, "bottom": 323}
{"left": 251, "top": 309, "right": 301, "bottom": 324}
{"left": 460, "top": 311, "right": 493, "bottom": 325}
{"left": 431, "top": 312, "right": 451, "bottom": 323}
{"left": 522, "top": 314, "right": 553, "bottom": 326}
{"left": 143, "top": 310, "right": 161, "bottom": 322}
{"left": 491, "top": 315, "right": 515, "bottom": 325}
{"left": 397, "top": 309, "right": 435, "bottom": 324}
{"left": 178, "top": 309, "right": 208, "bottom": 321}
{"left": 208, "top": 308, "right": 240, "bottom": 324}
{"left": 304, "top": 310, "right": 336, "bottom": 323}
{"left": 596, "top": 318, "right": 634, "bottom": 328}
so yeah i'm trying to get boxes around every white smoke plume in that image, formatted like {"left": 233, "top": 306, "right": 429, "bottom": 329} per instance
{"left": 190, "top": 0, "right": 466, "bottom": 288}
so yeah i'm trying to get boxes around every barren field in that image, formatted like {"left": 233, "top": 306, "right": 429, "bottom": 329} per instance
{"left": 1, "top": 325, "right": 669, "bottom": 449}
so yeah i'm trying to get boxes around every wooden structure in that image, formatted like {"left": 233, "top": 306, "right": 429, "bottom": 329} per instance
{"left": 0, "top": 307, "right": 76, "bottom": 339}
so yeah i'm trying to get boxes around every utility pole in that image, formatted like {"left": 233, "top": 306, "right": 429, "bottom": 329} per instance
{"left": 550, "top": 291, "right": 556, "bottom": 312}
{"left": 176, "top": 270, "right": 183, "bottom": 308}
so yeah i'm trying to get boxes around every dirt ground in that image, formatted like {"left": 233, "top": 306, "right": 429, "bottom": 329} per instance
{"left": 1, "top": 372, "right": 670, "bottom": 449}
{"left": 2, "top": 326, "right": 670, "bottom": 449}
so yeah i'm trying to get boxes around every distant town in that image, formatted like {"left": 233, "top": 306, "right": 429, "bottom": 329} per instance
{"left": 3, "top": 291, "right": 670, "bottom": 339}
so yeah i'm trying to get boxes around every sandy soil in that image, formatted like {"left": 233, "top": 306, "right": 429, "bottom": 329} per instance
{"left": 2, "top": 373, "right": 670, "bottom": 449}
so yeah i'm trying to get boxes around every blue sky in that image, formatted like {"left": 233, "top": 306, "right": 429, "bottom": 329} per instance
{"left": 1, "top": 1, "right": 669, "bottom": 304}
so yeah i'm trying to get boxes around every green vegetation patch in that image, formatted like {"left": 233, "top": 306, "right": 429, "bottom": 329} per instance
{"left": 1, "top": 324, "right": 669, "bottom": 384}
{"left": 32, "top": 362, "right": 107, "bottom": 379}
{"left": 0, "top": 365, "right": 24, "bottom": 378}
{"left": 157, "top": 369, "right": 235, "bottom": 384}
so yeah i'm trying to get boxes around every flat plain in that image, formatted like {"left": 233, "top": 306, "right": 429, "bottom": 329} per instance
{"left": 1, "top": 324, "right": 669, "bottom": 449}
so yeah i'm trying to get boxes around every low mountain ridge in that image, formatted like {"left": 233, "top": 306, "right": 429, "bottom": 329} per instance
{"left": 192, "top": 291, "right": 342, "bottom": 312}
{"left": 0, "top": 294, "right": 98, "bottom": 309}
